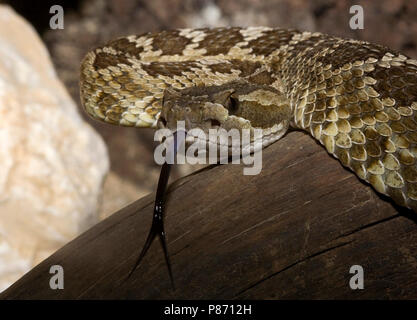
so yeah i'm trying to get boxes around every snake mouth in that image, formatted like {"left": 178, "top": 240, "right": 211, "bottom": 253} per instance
{"left": 157, "top": 112, "right": 225, "bottom": 132}
{"left": 181, "top": 122, "right": 288, "bottom": 161}
{"left": 157, "top": 112, "right": 289, "bottom": 147}
{"left": 157, "top": 118, "right": 288, "bottom": 157}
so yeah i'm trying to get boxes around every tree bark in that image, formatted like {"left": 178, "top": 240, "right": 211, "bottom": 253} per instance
{"left": 2, "top": 131, "right": 417, "bottom": 299}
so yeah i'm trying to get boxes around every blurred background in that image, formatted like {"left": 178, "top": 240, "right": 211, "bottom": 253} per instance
{"left": 0, "top": 0, "right": 416, "bottom": 291}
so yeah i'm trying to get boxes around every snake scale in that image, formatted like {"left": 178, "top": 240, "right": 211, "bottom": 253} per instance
{"left": 79, "top": 27, "right": 417, "bottom": 280}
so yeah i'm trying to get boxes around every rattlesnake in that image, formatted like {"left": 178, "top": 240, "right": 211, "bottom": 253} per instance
{"left": 80, "top": 27, "right": 417, "bottom": 213}
{"left": 80, "top": 27, "right": 417, "bottom": 282}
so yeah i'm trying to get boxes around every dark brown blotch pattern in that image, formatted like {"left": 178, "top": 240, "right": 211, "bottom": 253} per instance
{"left": 150, "top": 30, "right": 192, "bottom": 55}
{"left": 142, "top": 61, "right": 201, "bottom": 77}
{"left": 244, "top": 29, "right": 299, "bottom": 56}
{"left": 108, "top": 37, "right": 144, "bottom": 57}
{"left": 319, "top": 41, "right": 392, "bottom": 69}
{"left": 195, "top": 27, "right": 244, "bottom": 55}
{"left": 373, "top": 64, "right": 417, "bottom": 105}
{"left": 93, "top": 51, "right": 131, "bottom": 70}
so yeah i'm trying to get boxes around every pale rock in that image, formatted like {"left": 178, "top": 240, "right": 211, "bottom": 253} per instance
{"left": 99, "top": 172, "right": 149, "bottom": 220}
{"left": 0, "top": 5, "right": 109, "bottom": 292}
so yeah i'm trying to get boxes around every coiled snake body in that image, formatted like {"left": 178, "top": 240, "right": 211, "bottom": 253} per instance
{"left": 80, "top": 27, "right": 417, "bottom": 212}
{"left": 80, "top": 28, "right": 417, "bottom": 279}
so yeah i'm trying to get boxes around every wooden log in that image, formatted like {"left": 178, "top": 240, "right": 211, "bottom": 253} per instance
{"left": 2, "top": 131, "right": 417, "bottom": 299}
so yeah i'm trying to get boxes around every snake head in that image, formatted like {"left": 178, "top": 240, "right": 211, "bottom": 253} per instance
{"left": 158, "top": 80, "right": 292, "bottom": 145}
{"left": 158, "top": 87, "right": 229, "bottom": 131}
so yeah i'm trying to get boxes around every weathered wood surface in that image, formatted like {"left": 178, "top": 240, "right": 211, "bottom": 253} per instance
{"left": 2, "top": 131, "right": 417, "bottom": 299}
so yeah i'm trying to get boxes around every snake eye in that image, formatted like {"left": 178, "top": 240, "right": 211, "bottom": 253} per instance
{"left": 228, "top": 96, "right": 239, "bottom": 114}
